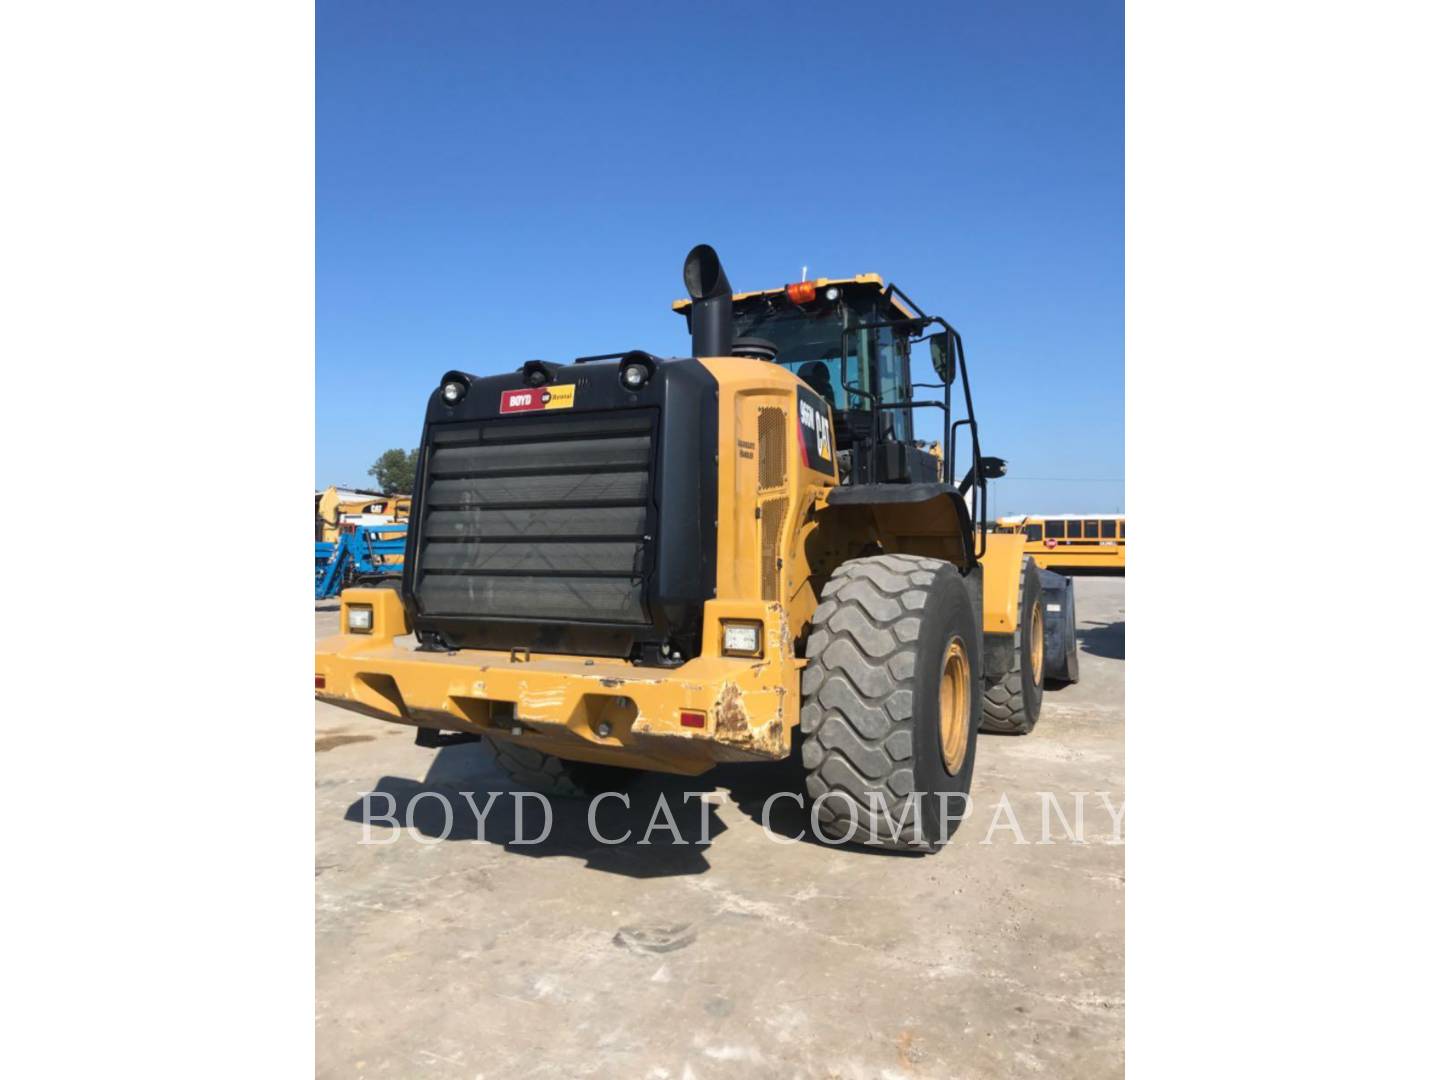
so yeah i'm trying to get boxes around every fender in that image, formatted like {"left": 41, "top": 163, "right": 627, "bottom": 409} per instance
{"left": 821, "top": 483, "right": 978, "bottom": 569}
{"left": 976, "top": 531, "right": 1028, "bottom": 679}
{"left": 977, "top": 532, "right": 1027, "bottom": 635}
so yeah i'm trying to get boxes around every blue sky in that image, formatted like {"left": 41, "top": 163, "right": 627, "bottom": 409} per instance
{"left": 318, "top": 0, "right": 1123, "bottom": 516}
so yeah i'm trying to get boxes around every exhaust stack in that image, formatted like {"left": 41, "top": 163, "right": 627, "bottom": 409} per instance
{"left": 683, "top": 244, "right": 734, "bottom": 358}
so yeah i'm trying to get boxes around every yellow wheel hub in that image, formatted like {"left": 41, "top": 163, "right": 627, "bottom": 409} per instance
{"left": 1029, "top": 599, "right": 1044, "bottom": 686}
{"left": 939, "top": 638, "right": 971, "bottom": 775}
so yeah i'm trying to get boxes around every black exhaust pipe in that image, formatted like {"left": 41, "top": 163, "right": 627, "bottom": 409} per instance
{"left": 683, "top": 244, "right": 733, "bottom": 358}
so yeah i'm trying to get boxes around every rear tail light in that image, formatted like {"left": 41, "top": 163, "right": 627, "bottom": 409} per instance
{"left": 680, "top": 710, "right": 705, "bottom": 729}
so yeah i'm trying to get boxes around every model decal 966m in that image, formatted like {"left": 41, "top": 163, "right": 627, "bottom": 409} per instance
{"left": 796, "top": 384, "right": 835, "bottom": 476}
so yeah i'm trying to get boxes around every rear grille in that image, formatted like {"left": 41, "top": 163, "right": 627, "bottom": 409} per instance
{"left": 757, "top": 407, "right": 787, "bottom": 490}
{"left": 415, "top": 411, "right": 654, "bottom": 625}
{"left": 757, "top": 406, "right": 788, "bottom": 601}
{"left": 759, "top": 497, "right": 786, "bottom": 601}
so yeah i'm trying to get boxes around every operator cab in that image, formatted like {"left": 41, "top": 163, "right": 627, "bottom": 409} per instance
{"left": 674, "top": 274, "right": 961, "bottom": 487}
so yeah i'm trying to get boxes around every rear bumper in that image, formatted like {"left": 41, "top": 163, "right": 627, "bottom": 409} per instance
{"left": 315, "top": 588, "right": 796, "bottom": 776}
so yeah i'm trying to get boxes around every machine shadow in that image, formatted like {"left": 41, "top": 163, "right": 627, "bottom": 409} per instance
{"left": 343, "top": 740, "right": 928, "bottom": 874}
{"left": 711, "top": 753, "right": 926, "bottom": 858}
{"left": 343, "top": 741, "right": 725, "bottom": 879}
{"left": 1078, "top": 619, "right": 1125, "bottom": 660}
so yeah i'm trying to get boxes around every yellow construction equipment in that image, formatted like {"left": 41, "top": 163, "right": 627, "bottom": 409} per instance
{"left": 316, "top": 245, "right": 1072, "bottom": 848}
{"left": 315, "top": 486, "right": 404, "bottom": 545}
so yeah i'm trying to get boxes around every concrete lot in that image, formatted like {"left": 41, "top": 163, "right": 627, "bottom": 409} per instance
{"left": 316, "top": 577, "right": 1124, "bottom": 1079}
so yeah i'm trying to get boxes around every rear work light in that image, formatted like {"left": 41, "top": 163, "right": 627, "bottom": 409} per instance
{"left": 785, "top": 280, "right": 817, "bottom": 304}
{"left": 347, "top": 605, "right": 373, "bottom": 633}
{"left": 721, "top": 620, "right": 763, "bottom": 658}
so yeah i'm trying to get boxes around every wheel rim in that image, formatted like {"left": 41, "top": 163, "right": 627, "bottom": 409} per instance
{"left": 1029, "top": 597, "right": 1044, "bottom": 686}
{"left": 938, "top": 638, "right": 971, "bottom": 775}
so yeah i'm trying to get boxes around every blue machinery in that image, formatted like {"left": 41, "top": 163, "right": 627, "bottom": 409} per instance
{"left": 315, "top": 522, "right": 407, "bottom": 600}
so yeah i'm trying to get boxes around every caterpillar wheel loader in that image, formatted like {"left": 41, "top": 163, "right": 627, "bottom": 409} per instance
{"left": 315, "top": 245, "right": 1066, "bottom": 849}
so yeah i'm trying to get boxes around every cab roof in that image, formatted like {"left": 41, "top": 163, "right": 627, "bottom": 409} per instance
{"left": 671, "top": 273, "right": 918, "bottom": 321}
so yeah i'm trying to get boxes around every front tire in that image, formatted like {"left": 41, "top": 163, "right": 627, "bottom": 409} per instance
{"left": 1039, "top": 569, "right": 1081, "bottom": 685}
{"left": 488, "top": 741, "right": 637, "bottom": 798}
{"left": 799, "top": 554, "right": 983, "bottom": 851}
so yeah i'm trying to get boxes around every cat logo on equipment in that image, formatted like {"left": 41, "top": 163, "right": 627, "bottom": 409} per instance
{"left": 796, "top": 385, "right": 835, "bottom": 476}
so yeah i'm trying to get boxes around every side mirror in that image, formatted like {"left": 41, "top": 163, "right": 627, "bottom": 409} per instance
{"left": 929, "top": 332, "right": 956, "bottom": 384}
{"left": 980, "top": 456, "right": 1008, "bottom": 480}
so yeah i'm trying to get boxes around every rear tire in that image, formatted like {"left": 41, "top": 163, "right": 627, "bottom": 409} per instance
{"left": 981, "top": 557, "right": 1044, "bottom": 734}
{"left": 799, "top": 554, "right": 983, "bottom": 852}
{"left": 488, "top": 741, "right": 637, "bottom": 798}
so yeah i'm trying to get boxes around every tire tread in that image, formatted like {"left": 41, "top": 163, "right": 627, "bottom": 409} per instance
{"left": 488, "top": 740, "right": 587, "bottom": 797}
{"left": 980, "top": 556, "right": 1042, "bottom": 735}
{"left": 800, "top": 554, "right": 952, "bottom": 848}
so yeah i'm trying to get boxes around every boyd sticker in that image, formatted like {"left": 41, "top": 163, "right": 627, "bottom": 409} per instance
{"left": 499, "top": 384, "right": 576, "bottom": 414}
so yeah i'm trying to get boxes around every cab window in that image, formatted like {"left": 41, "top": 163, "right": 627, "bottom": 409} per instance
{"left": 874, "top": 325, "right": 914, "bottom": 444}
{"left": 732, "top": 296, "right": 866, "bottom": 411}
{"left": 731, "top": 289, "right": 915, "bottom": 443}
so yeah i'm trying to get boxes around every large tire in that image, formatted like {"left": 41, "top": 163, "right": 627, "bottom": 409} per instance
{"left": 799, "top": 554, "right": 983, "bottom": 851}
{"left": 488, "top": 740, "right": 637, "bottom": 798}
{"left": 981, "top": 557, "right": 1045, "bottom": 734}
{"left": 1039, "top": 570, "right": 1081, "bottom": 685}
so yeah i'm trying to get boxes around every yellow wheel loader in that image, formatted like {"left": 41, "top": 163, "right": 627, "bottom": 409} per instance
{"left": 315, "top": 245, "right": 1063, "bottom": 849}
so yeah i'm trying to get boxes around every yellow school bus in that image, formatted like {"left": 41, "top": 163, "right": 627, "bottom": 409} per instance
{"left": 994, "top": 514, "right": 1125, "bottom": 572}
